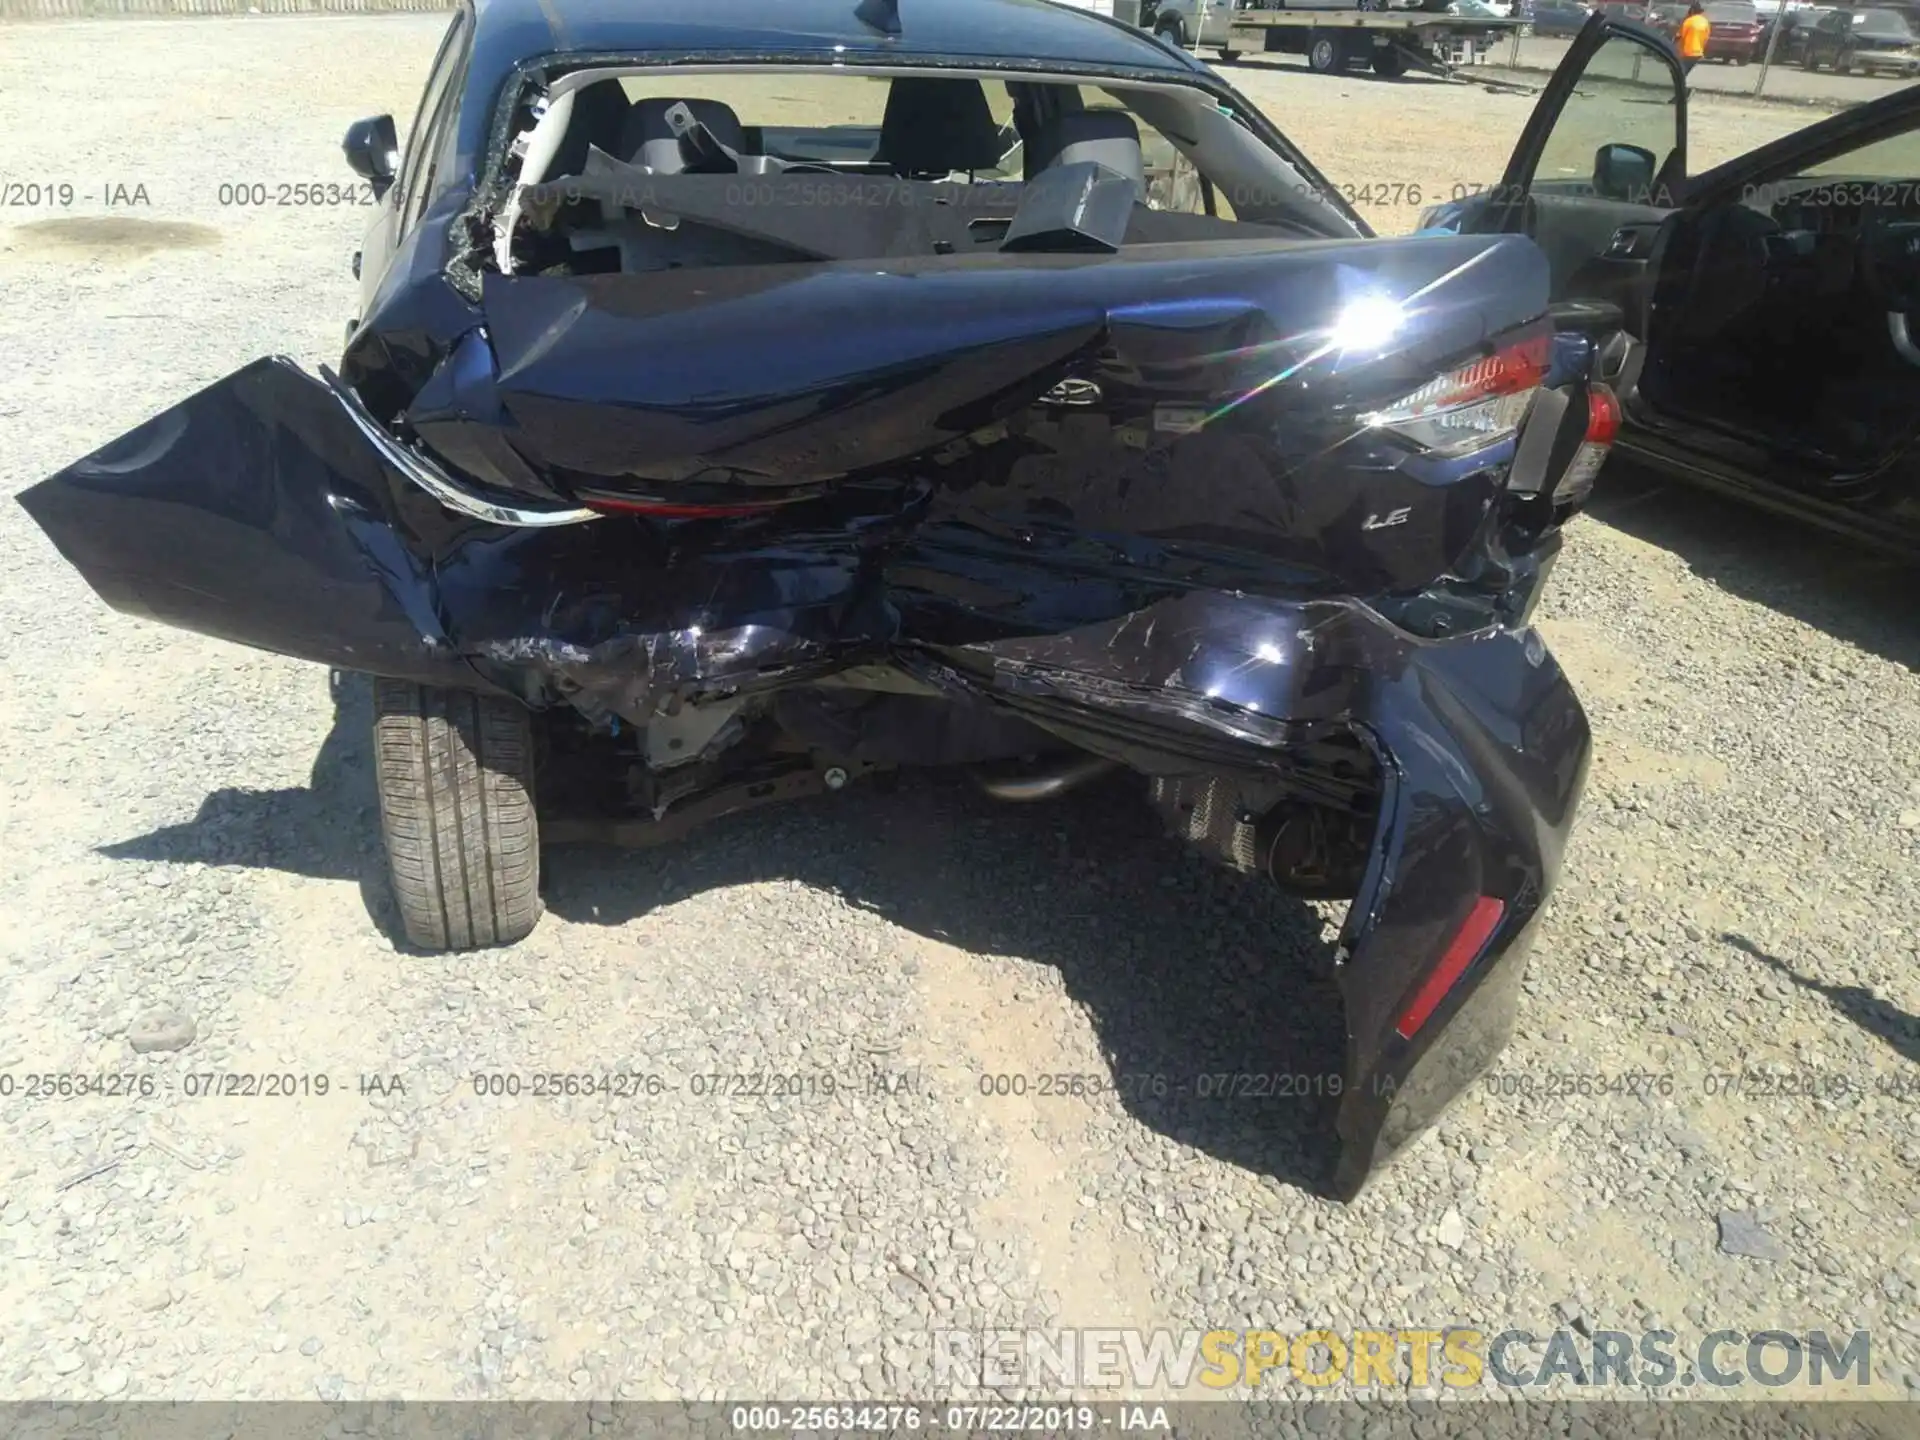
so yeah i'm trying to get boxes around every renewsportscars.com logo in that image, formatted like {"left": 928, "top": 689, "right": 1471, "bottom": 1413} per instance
{"left": 932, "top": 1328, "right": 1875, "bottom": 1392}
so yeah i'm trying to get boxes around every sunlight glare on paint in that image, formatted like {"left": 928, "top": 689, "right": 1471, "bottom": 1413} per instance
{"left": 1328, "top": 293, "right": 1403, "bottom": 354}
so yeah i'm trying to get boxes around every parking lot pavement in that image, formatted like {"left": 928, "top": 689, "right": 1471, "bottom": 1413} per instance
{"left": 2, "top": 15, "right": 1919, "bottom": 1406}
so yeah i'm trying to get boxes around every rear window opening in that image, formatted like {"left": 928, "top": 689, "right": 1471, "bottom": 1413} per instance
{"left": 477, "top": 64, "right": 1359, "bottom": 278}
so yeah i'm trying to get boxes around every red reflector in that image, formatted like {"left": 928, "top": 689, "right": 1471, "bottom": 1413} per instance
{"left": 1393, "top": 896, "right": 1507, "bottom": 1041}
{"left": 1584, "top": 384, "right": 1621, "bottom": 447}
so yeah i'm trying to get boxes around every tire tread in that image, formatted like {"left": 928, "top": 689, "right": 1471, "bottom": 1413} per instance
{"left": 373, "top": 679, "right": 540, "bottom": 951}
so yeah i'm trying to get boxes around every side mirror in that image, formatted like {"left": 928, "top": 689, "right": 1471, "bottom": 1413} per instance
{"left": 1593, "top": 142, "right": 1657, "bottom": 203}
{"left": 343, "top": 115, "right": 400, "bottom": 199}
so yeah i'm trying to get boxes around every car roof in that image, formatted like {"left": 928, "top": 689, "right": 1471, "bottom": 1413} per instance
{"left": 467, "top": 0, "right": 1195, "bottom": 73}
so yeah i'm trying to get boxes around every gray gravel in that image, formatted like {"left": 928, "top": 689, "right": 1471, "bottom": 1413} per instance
{"left": 1, "top": 13, "right": 1918, "bottom": 1409}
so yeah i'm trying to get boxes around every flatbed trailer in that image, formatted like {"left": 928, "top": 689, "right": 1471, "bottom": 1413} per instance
{"left": 1136, "top": 1, "right": 1526, "bottom": 78}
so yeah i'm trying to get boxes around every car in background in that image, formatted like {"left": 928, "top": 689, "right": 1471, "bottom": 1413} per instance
{"left": 1703, "top": 0, "right": 1766, "bottom": 58}
{"left": 1528, "top": 0, "right": 1605, "bottom": 31}
{"left": 1594, "top": 0, "right": 1686, "bottom": 36}
{"left": 1802, "top": 6, "right": 1920, "bottom": 71}
{"left": 1522, "top": 0, "right": 1598, "bottom": 33}
{"left": 1151, "top": 0, "right": 1430, "bottom": 42}
{"left": 1757, "top": 3, "right": 1830, "bottom": 60}
{"left": 1646, "top": 1, "right": 1691, "bottom": 36}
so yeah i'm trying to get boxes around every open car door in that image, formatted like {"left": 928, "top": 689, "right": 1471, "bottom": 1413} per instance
{"left": 1421, "top": 12, "right": 1686, "bottom": 341}
{"left": 1600, "top": 89, "right": 1920, "bottom": 543}
{"left": 1432, "top": 16, "right": 1920, "bottom": 544}
{"left": 1479, "top": 10, "right": 1687, "bottom": 297}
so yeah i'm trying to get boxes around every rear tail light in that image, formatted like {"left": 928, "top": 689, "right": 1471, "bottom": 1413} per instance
{"left": 1362, "top": 332, "right": 1550, "bottom": 458}
{"left": 1552, "top": 383, "right": 1619, "bottom": 504}
{"left": 1394, "top": 895, "right": 1506, "bottom": 1041}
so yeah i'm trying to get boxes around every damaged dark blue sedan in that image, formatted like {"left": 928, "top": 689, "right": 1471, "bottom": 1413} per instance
{"left": 19, "top": 0, "right": 1685, "bottom": 1196}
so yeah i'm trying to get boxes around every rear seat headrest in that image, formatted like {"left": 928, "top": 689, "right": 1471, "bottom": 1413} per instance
{"left": 876, "top": 77, "right": 1007, "bottom": 177}
{"left": 1025, "top": 110, "right": 1146, "bottom": 200}
{"left": 548, "top": 78, "right": 633, "bottom": 182}
{"left": 622, "top": 97, "right": 748, "bottom": 172}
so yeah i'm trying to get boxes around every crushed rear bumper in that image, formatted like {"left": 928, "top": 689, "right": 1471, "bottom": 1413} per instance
{"left": 18, "top": 354, "right": 1589, "bottom": 1197}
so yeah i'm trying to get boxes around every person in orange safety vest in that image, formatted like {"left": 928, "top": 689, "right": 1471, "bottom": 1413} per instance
{"left": 1678, "top": 1, "right": 1710, "bottom": 74}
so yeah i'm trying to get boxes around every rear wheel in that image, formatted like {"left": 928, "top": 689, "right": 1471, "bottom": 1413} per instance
{"left": 1371, "top": 47, "right": 1408, "bottom": 75}
{"left": 1308, "top": 34, "right": 1343, "bottom": 72}
{"left": 1218, "top": 47, "right": 1241, "bottom": 60}
{"left": 1155, "top": 17, "right": 1186, "bottom": 47}
{"left": 373, "top": 679, "right": 541, "bottom": 952}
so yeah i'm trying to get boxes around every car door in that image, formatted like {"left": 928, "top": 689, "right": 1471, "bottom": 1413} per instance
{"left": 1490, "top": 12, "right": 1687, "bottom": 308}
{"left": 1457, "top": 12, "right": 1920, "bottom": 531}
{"left": 1420, "top": 12, "right": 1686, "bottom": 328}
{"left": 1806, "top": 7, "right": 1848, "bottom": 65}
{"left": 1607, "top": 89, "right": 1920, "bottom": 530}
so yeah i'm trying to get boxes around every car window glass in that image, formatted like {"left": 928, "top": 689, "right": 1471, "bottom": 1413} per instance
{"left": 1855, "top": 9, "right": 1913, "bottom": 33}
{"left": 1800, "top": 126, "right": 1920, "bottom": 180}
{"left": 397, "top": 11, "right": 468, "bottom": 220}
{"left": 405, "top": 46, "right": 469, "bottom": 232}
{"left": 1532, "top": 34, "right": 1681, "bottom": 196}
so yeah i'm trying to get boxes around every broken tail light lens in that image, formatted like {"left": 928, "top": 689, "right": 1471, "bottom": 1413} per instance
{"left": 1362, "top": 331, "right": 1551, "bottom": 458}
{"left": 1552, "top": 383, "right": 1619, "bottom": 505}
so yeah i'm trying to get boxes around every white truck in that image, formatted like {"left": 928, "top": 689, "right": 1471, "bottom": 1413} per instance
{"left": 1136, "top": 0, "right": 1522, "bottom": 76}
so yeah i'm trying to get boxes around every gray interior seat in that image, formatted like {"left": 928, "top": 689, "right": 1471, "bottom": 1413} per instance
{"left": 1025, "top": 110, "right": 1146, "bottom": 201}
{"left": 622, "top": 97, "right": 748, "bottom": 172}
{"left": 874, "top": 77, "right": 1006, "bottom": 178}
{"left": 548, "top": 79, "right": 634, "bottom": 181}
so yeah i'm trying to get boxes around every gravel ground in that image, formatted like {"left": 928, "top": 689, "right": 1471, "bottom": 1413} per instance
{"left": 1, "top": 15, "right": 1918, "bottom": 1410}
